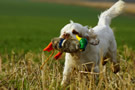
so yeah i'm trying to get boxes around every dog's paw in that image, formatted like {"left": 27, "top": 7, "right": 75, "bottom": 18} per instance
{"left": 61, "top": 80, "right": 69, "bottom": 88}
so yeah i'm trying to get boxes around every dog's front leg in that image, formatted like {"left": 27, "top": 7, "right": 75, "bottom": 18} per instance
{"left": 61, "top": 56, "right": 75, "bottom": 87}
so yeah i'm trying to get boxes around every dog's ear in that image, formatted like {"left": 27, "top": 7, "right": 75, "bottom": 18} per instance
{"left": 88, "top": 29, "right": 99, "bottom": 45}
{"left": 70, "top": 20, "right": 74, "bottom": 24}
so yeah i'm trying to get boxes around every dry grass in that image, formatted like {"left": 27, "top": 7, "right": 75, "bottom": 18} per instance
{"left": 0, "top": 45, "right": 135, "bottom": 89}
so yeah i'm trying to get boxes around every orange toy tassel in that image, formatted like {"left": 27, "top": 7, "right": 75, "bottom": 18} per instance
{"left": 43, "top": 42, "right": 63, "bottom": 60}
{"left": 54, "top": 52, "right": 63, "bottom": 60}
{"left": 43, "top": 42, "right": 53, "bottom": 52}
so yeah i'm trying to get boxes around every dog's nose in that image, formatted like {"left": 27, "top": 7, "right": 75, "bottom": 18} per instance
{"left": 63, "top": 33, "right": 70, "bottom": 39}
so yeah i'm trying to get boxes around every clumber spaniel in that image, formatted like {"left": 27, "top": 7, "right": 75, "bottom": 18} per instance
{"left": 59, "top": 0, "right": 125, "bottom": 86}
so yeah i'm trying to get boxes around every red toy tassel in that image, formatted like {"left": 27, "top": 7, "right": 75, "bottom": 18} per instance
{"left": 54, "top": 52, "right": 63, "bottom": 60}
{"left": 43, "top": 42, "right": 53, "bottom": 52}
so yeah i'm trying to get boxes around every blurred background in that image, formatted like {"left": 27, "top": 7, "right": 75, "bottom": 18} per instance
{"left": 0, "top": 0, "right": 135, "bottom": 53}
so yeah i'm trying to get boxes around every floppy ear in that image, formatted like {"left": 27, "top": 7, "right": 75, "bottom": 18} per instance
{"left": 88, "top": 29, "right": 99, "bottom": 45}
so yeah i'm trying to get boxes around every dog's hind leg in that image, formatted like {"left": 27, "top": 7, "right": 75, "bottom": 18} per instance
{"left": 110, "top": 51, "right": 120, "bottom": 73}
{"left": 109, "top": 40, "right": 120, "bottom": 73}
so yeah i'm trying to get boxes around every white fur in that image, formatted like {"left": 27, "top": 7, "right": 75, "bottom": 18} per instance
{"left": 59, "top": 0, "right": 125, "bottom": 86}
{"left": 98, "top": 0, "right": 125, "bottom": 26}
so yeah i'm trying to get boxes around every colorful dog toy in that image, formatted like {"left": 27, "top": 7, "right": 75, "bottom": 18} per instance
{"left": 43, "top": 42, "right": 63, "bottom": 60}
{"left": 41, "top": 35, "right": 88, "bottom": 69}
{"left": 43, "top": 35, "right": 88, "bottom": 59}
{"left": 40, "top": 42, "right": 63, "bottom": 69}
{"left": 76, "top": 35, "right": 88, "bottom": 51}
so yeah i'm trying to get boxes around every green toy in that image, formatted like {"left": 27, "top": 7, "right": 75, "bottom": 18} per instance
{"left": 76, "top": 35, "right": 88, "bottom": 51}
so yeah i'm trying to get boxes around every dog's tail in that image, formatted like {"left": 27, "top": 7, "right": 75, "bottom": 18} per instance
{"left": 98, "top": 0, "right": 125, "bottom": 26}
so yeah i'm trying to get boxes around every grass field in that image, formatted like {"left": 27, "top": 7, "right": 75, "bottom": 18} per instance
{"left": 0, "top": 45, "right": 135, "bottom": 89}
{"left": 0, "top": 0, "right": 135, "bottom": 89}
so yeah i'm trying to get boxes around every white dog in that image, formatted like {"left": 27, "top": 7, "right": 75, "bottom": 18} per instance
{"left": 59, "top": 0, "right": 125, "bottom": 86}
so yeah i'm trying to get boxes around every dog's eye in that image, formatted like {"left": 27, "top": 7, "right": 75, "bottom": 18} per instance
{"left": 72, "top": 29, "right": 83, "bottom": 37}
{"left": 72, "top": 29, "right": 79, "bottom": 35}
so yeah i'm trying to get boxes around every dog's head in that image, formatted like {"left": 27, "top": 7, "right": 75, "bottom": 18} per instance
{"left": 59, "top": 20, "right": 99, "bottom": 46}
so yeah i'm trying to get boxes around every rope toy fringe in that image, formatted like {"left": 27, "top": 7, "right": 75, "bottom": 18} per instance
{"left": 41, "top": 41, "right": 63, "bottom": 70}
{"left": 40, "top": 49, "right": 54, "bottom": 70}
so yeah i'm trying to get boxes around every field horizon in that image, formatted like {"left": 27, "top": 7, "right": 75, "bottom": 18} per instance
{"left": 32, "top": 0, "right": 135, "bottom": 15}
